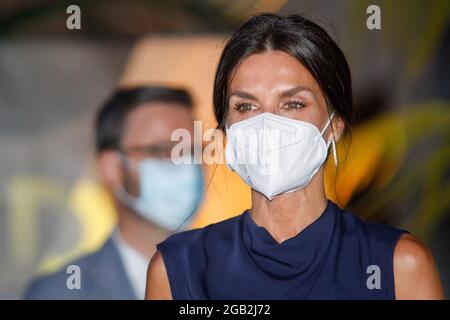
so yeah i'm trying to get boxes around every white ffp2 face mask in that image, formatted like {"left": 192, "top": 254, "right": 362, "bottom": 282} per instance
{"left": 225, "top": 112, "right": 337, "bottom": 200}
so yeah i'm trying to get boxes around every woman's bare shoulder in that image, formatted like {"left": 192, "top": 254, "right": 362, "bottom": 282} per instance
{"left": 393, "top": 233, "right": 445, "bottom": 299}
{"left": 145, "top": 250, "right": 172, "bottom": 300}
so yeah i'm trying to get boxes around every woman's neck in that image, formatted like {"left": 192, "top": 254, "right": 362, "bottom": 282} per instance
{"left": 249, "top": 169, "right": 328, "bottom": 244}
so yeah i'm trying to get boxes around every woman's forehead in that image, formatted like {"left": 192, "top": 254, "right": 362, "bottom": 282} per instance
{"left": 229, "top": 51, "right": 322, "bottom": 101}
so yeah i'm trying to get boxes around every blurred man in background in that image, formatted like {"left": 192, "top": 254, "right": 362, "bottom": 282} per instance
{"left": 24, "top": 86, "right": 204, "bottom": 299}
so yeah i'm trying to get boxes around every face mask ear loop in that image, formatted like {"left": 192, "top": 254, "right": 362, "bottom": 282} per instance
{"left": 320, "top": 113, "right": 338, "bottom": 167}
{"left": 320, "top": 112, "right": 335, "bottom": 136}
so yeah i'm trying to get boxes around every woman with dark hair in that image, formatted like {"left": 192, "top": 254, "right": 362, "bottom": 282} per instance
{"left": 146, "top": 13, "right": 444, "bottom": 300}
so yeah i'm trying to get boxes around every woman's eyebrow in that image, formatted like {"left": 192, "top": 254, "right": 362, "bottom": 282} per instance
{"left": 279, "top": 86, "right": 315, "bottom": 99}
{"left": 229, "top": 86, "right": 315, "bottom": 101}
{"left": 229, "top": 90, "right": 258, "bottom": 101}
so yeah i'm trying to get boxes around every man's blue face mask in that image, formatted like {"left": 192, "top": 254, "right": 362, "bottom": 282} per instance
{"left": 116, "top": 154, "right": 204, "bottom": 232}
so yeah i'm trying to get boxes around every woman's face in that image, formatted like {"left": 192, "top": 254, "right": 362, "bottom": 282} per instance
{"left": 227, "top": 50, "right": 336, "bottom": 136}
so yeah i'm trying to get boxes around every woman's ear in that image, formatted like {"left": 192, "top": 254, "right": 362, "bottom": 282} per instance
{"left": 329, "top": 115, "right": 345, "bottom": 143}
{"left": 96, "top": 150, "right": 123, "bottom": 189}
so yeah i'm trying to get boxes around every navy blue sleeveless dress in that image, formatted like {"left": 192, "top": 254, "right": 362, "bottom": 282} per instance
{"left": 156, "top": 200, "right": 407, "bottom": 299}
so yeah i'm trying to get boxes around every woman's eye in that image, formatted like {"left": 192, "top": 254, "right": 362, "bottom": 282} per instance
{"left": 235, "top": 102, "right": 257, "bottom": 113}
{"left": 284, "top": 101, "right": 305, "bottom": 110}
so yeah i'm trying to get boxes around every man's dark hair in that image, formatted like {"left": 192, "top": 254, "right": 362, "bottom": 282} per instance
{"left": 95, "top": 86, "right": 193, "bottom": 153}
